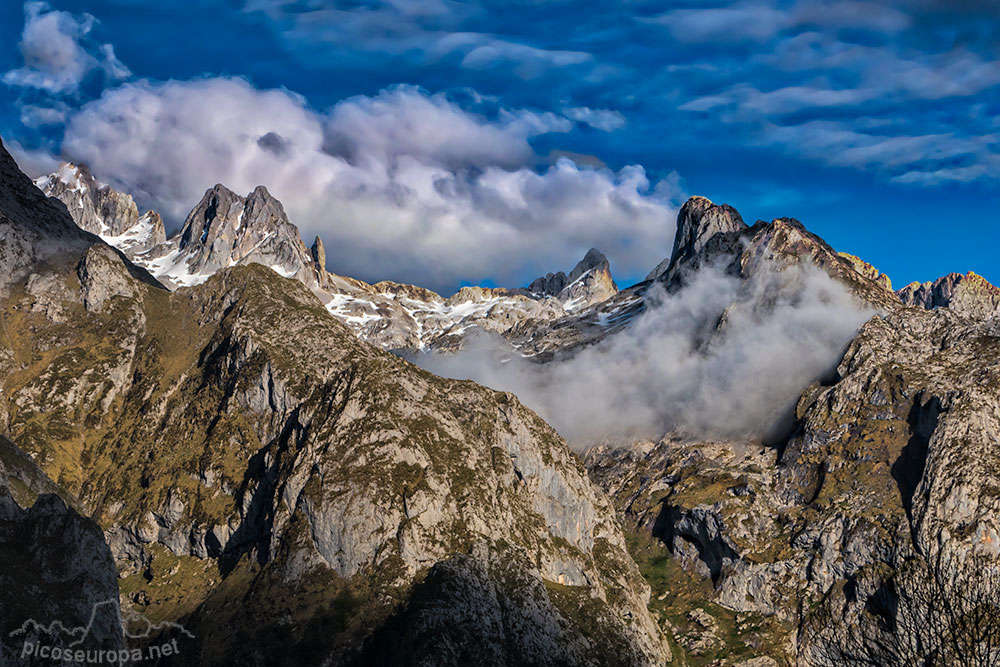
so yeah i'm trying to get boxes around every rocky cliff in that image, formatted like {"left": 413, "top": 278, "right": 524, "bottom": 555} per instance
{"left": 5, "top": 141, "right": 669, "bottom": 665}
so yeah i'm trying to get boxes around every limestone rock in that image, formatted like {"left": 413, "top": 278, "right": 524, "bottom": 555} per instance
{"left": 646, "top": 195, "right": 747, "bottom": 282}
{"left": 35, "top": 162, "right": 165, "bottom": 258}
{"left": 898, "top": 270, "right": 1000, "bottom": 318}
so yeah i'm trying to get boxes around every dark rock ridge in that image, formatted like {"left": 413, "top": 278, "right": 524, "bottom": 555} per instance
{"left": 0, "top": 140, "right": 100, "bottom": 295}
{"left": 0, "top": 435, "right": 125, "bottom": 664}
{"left": 646, "top": 195, "right": 747, "bottom": 282}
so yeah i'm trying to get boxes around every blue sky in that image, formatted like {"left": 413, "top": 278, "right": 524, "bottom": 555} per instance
{"left": 1, "top": 0, "right": 998, "bottom": 293}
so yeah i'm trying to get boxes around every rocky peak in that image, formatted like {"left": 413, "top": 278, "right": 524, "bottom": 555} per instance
{"left": 165, "top": 183, "right": 317, "bottom": 288}
{"left": 527, "top": 247, "right": 618, "bottom": 310}
{"left": 310, "top": 235, "right": 326, "bottom": 269}
{"left": 178, "top": 183, "right": 242, "bottom": 250}
{"left": 568, "top": 247, "right": 609, "bottom": 283}
{"left": 35, "top": 161, "right": 165, "bottom": 257}
{"left": 647, "top": 196, "right": 748, "bottom": 281}
{"left": 838, "top": 252, "right": 893, "bottom": 291}
{"left": 560, "top": 247, "right": 618, "bottom": 309}
{"left": 898, "top": 271, "right": 1000, "bottom": 318}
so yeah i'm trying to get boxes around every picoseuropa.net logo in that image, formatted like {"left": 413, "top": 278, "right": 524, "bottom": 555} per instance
{"left": 8, "top": 600, "right": 194, "bottom": 664}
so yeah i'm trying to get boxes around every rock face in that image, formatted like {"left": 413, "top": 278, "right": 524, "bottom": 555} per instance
{"left": 35, "top": 163, "right": 166, "bottom": 257}
{"left": 587, "top": 303, "right": 1000, "bottom": 661}
{"left": 838, "top": 252, "right": 893, "bottom": 292}
{"left": 0, "top": 435, "right": 125, "bottom": 664}
{"left": 646, "top": 195, "right": 746, "bottom": 282}
{"left": 898, "top": 270, "right": 1000, "bottom": 317}
{"left": 0, "top": 141, "right": 98, "bottom": 295}
{"left": 528, "top": 248, "right": 618, "bottom": 309}
{"left": 4, "top": 141, "right": 668, "bottom": 665}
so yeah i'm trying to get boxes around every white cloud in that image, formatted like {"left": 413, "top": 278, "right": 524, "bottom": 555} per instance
{"left": 460, "top": 39, "right": 592, "bottom": 78}
{"left": 416, "top": 263, "right": 875, "bottom": 446}
{"left": 18, "top": 101, "right": 70, "bottom": 127}
{"left": 59, "top": 78, "right": 679, "bottom": 292}
{"left": 6, "top": 138, "right": 60, "bottom": 176}
{"left": 563, "top": 107, "right": 627, "bottom": 132}
{"left": 324, "top": 87, "right": 570, "bottom": 169}
{"left": 3, "top": 1, "right": 130, "bottom": 94}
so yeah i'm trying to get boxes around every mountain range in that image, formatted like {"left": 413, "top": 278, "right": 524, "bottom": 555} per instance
{"left": 2, "top": 141, "right": 999, "bottom": 665}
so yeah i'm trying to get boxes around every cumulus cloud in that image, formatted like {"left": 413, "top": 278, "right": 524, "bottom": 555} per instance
{"left": 58, "top": 79, "right": 678, "bottom": 293}
{"left": 415, "top": 263, "right": 875, "bottom": 446}
{"left": 3, "top": 1, "right": 130, "bottom": 94}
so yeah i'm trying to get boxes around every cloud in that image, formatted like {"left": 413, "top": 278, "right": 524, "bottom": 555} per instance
{"left": 644, "top": 4, "right": 787, "bottom": 43}
{"left": 563, "top": 107, "right": 626, "bottom": 132}
{"left": 460, "top": 39, "right": 592, "bottom": 78}
{"left": 6, "top": 138, "right": 60, "bottom": 176}
{"left": 3, "top": 1, "right": 130, "bottom": 94}
{"left": 323, "top": 86, "right": 570, "bottom": 169}
{"left": 18, "top": 101, "right": 70, "bottom": 127}
{"left": 57, "top": 78, "right": 678, "bottom": 293}
{"left": 660, "top": 5, "right": 1000, "bottom": 186}
{"left": 415, "top": 263, "right": 875, "bottom": 446}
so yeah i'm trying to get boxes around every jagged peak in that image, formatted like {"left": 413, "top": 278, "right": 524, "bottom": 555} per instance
{"left": 898, "top": 270, "right": 1000, "bottom": 315}
{"left": 646, "top": 195, "right": 747, "bottom": 281}
{"left": 671, "top": 196, "right": 746, "bottom": 264}
{"left": 207, "top": 182, "right": 240, "bottom": 198}
{"left": 837, "top": 252, "right": 893, "bottom": 292}
{"left": 311, "top": 235, "right": 326, "bottom": 268}
{"left": 568, "top": 248, "right": 609, "bottom": 283}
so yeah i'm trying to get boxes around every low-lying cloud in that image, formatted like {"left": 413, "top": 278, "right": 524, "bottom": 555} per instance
{"left": 415, "top": 263, "right": 875, "bottom": 446}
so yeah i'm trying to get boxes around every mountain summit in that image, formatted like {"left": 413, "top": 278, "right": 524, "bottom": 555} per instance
{"left": 34, "top": 162, "right": 166, "bottom": 257}
{"left": 527, "top": 247, "right": 618, "bottom": 309}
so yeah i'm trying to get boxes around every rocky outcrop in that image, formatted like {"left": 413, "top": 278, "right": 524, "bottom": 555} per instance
{"left": 838, "top": 252, "right": 892, "bottom": 291}
{"left": 646, "top": 195, "right": 747, "bottom": 282}
{"left": 898, "top": 270, "right": 1000, "bottom": 318}
{"left": 528, "top": 248, "right": 618, "bottom": 309}
{"left": 35, "top": 163, "right": 165, "bottom": 257}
